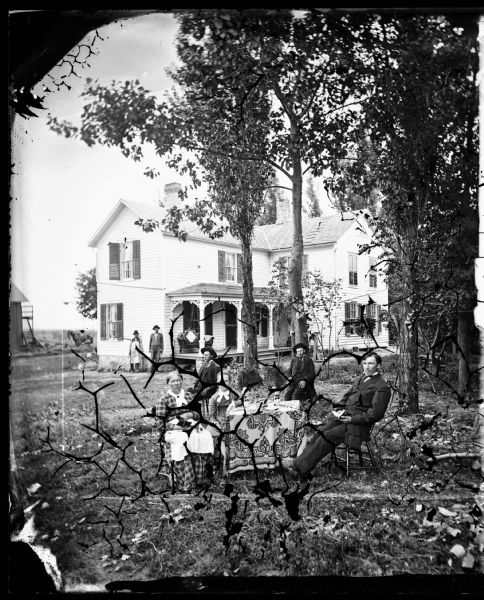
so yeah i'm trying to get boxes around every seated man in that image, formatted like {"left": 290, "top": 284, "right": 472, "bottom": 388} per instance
{"left": 281, "top": 352, "right": 391, "bottom": 481}
{"left": 284, "top": 342, "right": 316, "bottom": 401}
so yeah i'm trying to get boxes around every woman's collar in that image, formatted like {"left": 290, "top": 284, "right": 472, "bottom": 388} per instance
{"left": 167, "top": 388, "right": 185, "bottom": 399}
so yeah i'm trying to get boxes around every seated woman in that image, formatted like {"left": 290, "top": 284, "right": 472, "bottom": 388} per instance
{"left": 155, "top": 370, "right": 214, "bottom": 493}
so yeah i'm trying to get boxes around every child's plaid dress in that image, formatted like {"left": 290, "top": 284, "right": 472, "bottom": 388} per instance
{"left": 157, "top": 390, "right": 213, "bottom": 492}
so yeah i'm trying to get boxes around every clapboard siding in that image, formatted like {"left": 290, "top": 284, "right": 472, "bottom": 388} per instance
{"left": 96, "top": 205, "right": 165, "bottom": 366}
{"left": 97, "top": 282, "right": 165, "bottom": 367}
{"left": 332, "top": 222, "right": 389, "bottom": 350}
{"left": 97, "top": 206, "right": 163, "bottom": 288}
{"left": 93, "top": 202, "right": 389, "bottom": 365}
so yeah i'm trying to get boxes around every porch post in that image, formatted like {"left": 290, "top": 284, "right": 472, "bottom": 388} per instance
{"left": 199, "top": 298, "right": 205, "bottom": 354}
{"left": 236, "top": 301, "right": 243, "bottom": 353}
{"left": 268, "top": 304, "right": 274, "bottom": 350}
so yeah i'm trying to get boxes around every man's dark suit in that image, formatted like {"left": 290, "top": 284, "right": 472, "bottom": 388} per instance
{"left": 293, "top": 372, "right": 391, "bottom": 477}
{"left": 193, "top": 359, "right": 221, "bottom": 418}
{"left": 284, "top": 355, "right": 316, "bottom": 401}
{"left": 193, "top": 359, "right": 220, "bottom": 397}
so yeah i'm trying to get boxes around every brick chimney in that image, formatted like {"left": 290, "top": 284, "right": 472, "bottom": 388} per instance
{"left": 276, "top": 196, "right": 292, "bottom": 224}
{"left": 160, "top": 182, "right": 182, "bottom": 212}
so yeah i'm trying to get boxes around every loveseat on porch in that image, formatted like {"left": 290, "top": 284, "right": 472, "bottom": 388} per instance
{"left": 177, "top": 330, "right": 214, "bottom": 353}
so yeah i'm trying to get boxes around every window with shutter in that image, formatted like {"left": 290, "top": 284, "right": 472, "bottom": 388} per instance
{"left": 132, "top": 240, "right": 141, "bottom": 279}
{"left": 344, "top": 302, "right": 351, "bottom": 335}
{"left": 224, "top": 252, "right": 236, "bottom": 282}
{"left": 100, "top": 304, "right": 106, "bottom": 340}
{"left": 345, "top": 302, "right": 359, "bottom": 335}
{"left": 348, "top": 253, "right": 358, "bottom": 286}
{"left": 104, "top": 303, "right": 123, "bottom": 340}
{"left": 218, "top": 251, "right": 225, "bottom": 282}
{"left": 237, "top": 254, "right": 242, "bottom": 283}
{"left": 109, "top": 243, "right": 120, "bottom": 280}
{"left": 117, "top": 303, "right": 123, "bottom": 339}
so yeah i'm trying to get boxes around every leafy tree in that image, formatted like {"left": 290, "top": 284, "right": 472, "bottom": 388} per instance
{"left": 75, "top": 267, "right": 97, "bottom": 320}
{"left": 304, "top": 176, "right": 321, "bottom": 218}
{"left": 302, "top": 271, "right": 343, "bottom": 358}
{"left": 49, "top": 9, "right": 370, "bottom": 345}
{"left": 329, "top": 16, "right": 478, "bottom": 412}
{"left": 258, "top": 175, "right": 282, "bottom": 226}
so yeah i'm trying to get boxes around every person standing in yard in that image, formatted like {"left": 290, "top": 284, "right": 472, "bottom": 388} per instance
{"left": 128, "top": 330, "right": 143, "bottom": 372}
{"left": 284, "top": 342, "right": 316, "bottom": 401}
{"left": 192, "top": 347, "right": 221, "bottom": 418}
{"left": 281, "top": 352, "right": 391, "bottom": 482}
{"left": 149, "top": 325, "right": 163, "bottom": 372}
{"left": 154, "top": 370, "right": 213, "bottom": 493}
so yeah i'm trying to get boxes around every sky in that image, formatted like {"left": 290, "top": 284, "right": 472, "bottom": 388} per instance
{"left": 10, "top": 13, "right": 187, "bottom": 329}
{"left": 10, "top": 10, "right": 335, "bottom": 330}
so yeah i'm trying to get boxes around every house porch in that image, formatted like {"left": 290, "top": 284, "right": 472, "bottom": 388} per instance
{"left": 165, "top": 283, "right": 278, "bottom": 357}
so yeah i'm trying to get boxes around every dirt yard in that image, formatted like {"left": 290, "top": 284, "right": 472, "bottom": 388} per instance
{"left": 9, "top": 349, "right": 483, "bottom": 591}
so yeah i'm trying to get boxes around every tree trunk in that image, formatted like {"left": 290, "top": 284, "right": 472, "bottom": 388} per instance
{"left": 457, "top": 305, "right": 473, "bottom": 395}
{"left": 288, "top": 136, "right": 307, "bottom": 344}
{"left": 240, "top": 233, "right": 258, "bottom": 369}
{"left": 398, "top": 250, "right": 419, "bottom": 413}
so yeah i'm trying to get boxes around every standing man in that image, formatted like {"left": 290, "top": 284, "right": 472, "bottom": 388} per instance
{"left": 282, "top": 352, "right": 391, "bottom": 481}
{"left": 149, "top": 325, "right": 164, "bottom": 373}
{"left": 284, "top": 342, "right": 316, "bottom": 401}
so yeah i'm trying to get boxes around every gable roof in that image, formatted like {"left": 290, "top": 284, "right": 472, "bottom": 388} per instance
{"left": 10, "top": 283, "right": 28, "bottom": 303}
{"left": 88, "top": 199, "right": 359, "bottom": 250}
{"left": 87, "top": 199, "right": 165, "bottom": 247}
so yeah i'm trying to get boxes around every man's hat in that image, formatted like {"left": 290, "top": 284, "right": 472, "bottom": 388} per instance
{"left": 201, "top": 346, "right": 217, "bottom": 359}
{"left": 152, "top": 325, "right": 160, "bottom": 330}
{"left": 133, "top": 330, "right": 139, "bottom": 335}
{"left": 293, "top": 342, "right": 308, "bottom": 353}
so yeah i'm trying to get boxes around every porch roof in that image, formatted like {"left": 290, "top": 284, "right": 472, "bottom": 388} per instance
{"left": 166, "top": 282, "right": 272, "bottom": 299}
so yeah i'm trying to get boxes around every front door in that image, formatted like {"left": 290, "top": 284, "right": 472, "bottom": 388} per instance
{"left": 225, "top": 302, "right": 237, "bottom": 348}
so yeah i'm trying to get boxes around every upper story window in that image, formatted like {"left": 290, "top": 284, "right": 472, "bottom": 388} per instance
{"left": 218, "top": 250, "right": 242, "bottom": 284}
{"left": 274, "top": 254, "right": 308, "bottom": 287}
{"left": 225, "top": 252, "right": 236, "bottom": 282}
{"left": 109, "top": 240, "right": 141, "bottom": 280}
{"left": 348, "top": 253, "right": 358, "bottom": 286}
{"left": 369, "top": 258, "right": 377, "bottom": 288}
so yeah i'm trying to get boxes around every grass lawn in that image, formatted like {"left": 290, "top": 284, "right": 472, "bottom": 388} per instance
{"left": 9, "top": 350, "right": 483, "bottom": 590}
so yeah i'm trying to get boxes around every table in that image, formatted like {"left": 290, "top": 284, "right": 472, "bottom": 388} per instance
{"left": 220, "top": 400, "right": 307, "bottom": 475}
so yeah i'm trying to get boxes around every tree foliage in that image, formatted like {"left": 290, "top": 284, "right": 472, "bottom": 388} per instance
{"left": 304, "top": 176, "right": 322, "bottom": 218}
{"left": 302, "top": 271, "right": 343, "bottom": 357}
{"left": 328, "top": 15, "right": 478, "bottom": 412}
{"left": 48, "top": 9, "right": 370, "bottom": 345}
{"left": 75, "top": 267, "right": 97, "bottom": 320}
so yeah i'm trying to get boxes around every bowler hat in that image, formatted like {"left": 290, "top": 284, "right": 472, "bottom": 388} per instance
{"left": 201, "top": 346, "right": 217, "bottom": 359}
{"left": 133, "top": 330, "right": 139, "bottom": 335}
{"left": 152, "top": 325, "right": 160, "bottom": 330}
{"left": 293, "top": 342, "right": 308, "bottom": 353}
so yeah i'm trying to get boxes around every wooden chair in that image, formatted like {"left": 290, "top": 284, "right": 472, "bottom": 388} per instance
{"left": 330, "top": 427, "right": 382, "bottom": 478}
